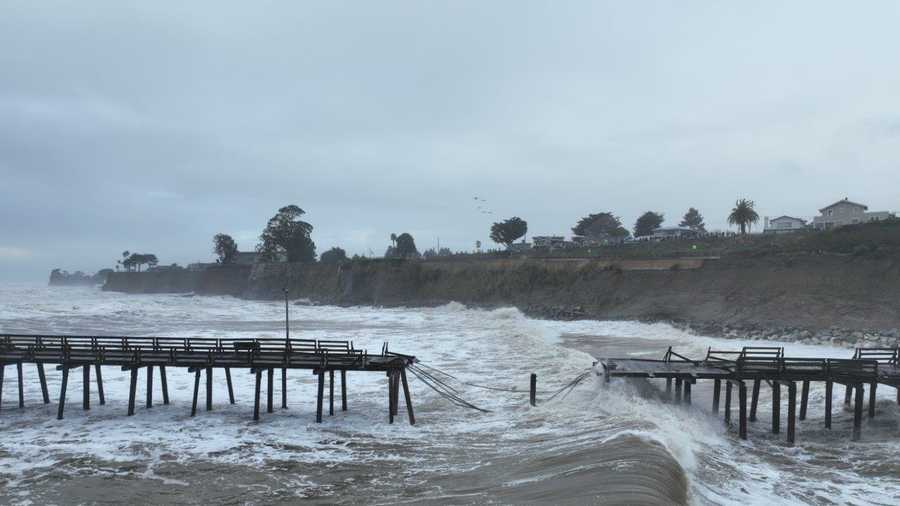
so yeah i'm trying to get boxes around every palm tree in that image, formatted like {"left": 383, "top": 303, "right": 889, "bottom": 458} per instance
{"left": 390, "top": 233, "right": 397, "bottom": 247}
{"left": 728, "top": 198, "right": 760, "bottom": 234}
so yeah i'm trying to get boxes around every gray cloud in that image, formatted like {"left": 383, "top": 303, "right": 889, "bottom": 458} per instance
{"left": 2, "top": 1, "right": 900, "bottom": 280}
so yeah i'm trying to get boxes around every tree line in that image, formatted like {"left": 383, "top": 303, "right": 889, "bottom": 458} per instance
{"left": 117, "top": 198, "right": 761, "bottom": 269}
{"left": 485, "top": 198, "right": 759, "bottom": 246}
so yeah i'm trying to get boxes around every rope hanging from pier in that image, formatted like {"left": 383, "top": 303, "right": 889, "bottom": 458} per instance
{"left": 410, "top": 362, "right": 594, "bottom": 409}
{"left": 407, "top": 365, "right": 492, "bottom": 413}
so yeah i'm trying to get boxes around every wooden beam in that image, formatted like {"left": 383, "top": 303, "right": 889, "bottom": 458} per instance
{"left": 845, "top": 384, "right": 852, "bottom": 405}
{"left": 787, "top": 381, "right": 796, "bottom": 446}
{"left": 160, "top": 366, "right": 169, "bottom": 405}
{"left": 191, "top": 369, "right": 201, "bottom": 417}
{"left": 316, "top": 370, "right": 324, "bottom": 423}
{"left": 329, "top": 370, "right": 335, "bottom": 416}
{"left": 267, "top": 368, "right": 274, "bottom": 414}
{"left": 799, "top": 380, "right": 809, "bottom": 421}
{"left": 665, "top": 378, "right": 672, "bottom": 400}
{"left": 388, "top": 372, "right": 396, "bottom": 424}
{"left": 225, "top": 367, "right": 235, "bottom": 404}
{"left": 57, "top": 366, "right": 69, "bottom": 420}
{"left": 772, "top": 382, "right": 781, "bottom": 434}
{"left": 852, "top": 383, "right": 863, "bottom": 441}
{"left": 146, "top": 365, "right": 153, "bottom": 409}
{"left": 825, "top": 380, "right": 833, "bottom": 429}
{"left": 95, "top": 364, "right": 105, "bottom": 405}
{"left": 738, "top": 380, "right": 748, "bottom": 440}
{"left": 392, "top": 372, "right": 401, "bottom": 418}
{"left": 82, "top": 364, "right": 90, "bottom": 410}
{"left": 712, "top": 379, "right": 721, "bottom": 413}
{"left": 281, "top": 368, "right": 287, "bottom": 409}
{"left": 749, "top": 379, "right": 761, "bottom": 422}
{"left": 869, "top": 382, "right": 877, "bottom": 418}
{"left": 724, "top": 380, "right": 732, "bottom": 425}
{"left": 253, "top": 368, "right": 262, "bottom": 421}
{"left": 530, "top": 373, "right": 537, "bottom": 407}
{"left": 38, "top": 363, "right": 50, "bottom": 404}
{"left": 675, "top": 377, "right": 683, "bottom": 405}
{"left": 683, "top": 380, "right": 692, "bottom": 405}
{"left": 401, "top": 367, "right": 415, "bottom": 425}
{"left": 205, "top": 367, "right": 213, "bottom": 412}
{"left": 17, "top": 362, "right": 24, "bottom": 408}
{"left": 127, "top": 368, "right": 138, "bottom": 416}
{"left": 341, "top": 370, "right": 348, "bottom": 411}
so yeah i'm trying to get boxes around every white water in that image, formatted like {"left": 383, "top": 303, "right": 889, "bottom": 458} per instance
{"left": 1, "top": 284, "right": 899, "bottom": 504}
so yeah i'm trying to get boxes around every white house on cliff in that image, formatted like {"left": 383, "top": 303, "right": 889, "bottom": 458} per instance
{"left": 812, "top": 198, "right": 894, "bottom": 230}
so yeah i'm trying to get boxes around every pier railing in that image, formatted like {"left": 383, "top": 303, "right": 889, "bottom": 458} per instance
{"left": 601, "top": 345, "right": 900, "bottom": 445}
{"left": 0, "top": 333, "right": 417, "bottom": 425}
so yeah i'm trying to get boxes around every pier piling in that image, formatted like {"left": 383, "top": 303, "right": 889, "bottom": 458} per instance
{"left": 825, "top": 381, "right": 833, "bottom": 429}
{"left": 38, "top": 363, "right": 50, "bottom": 404}
{"left": 869, "top": 382, "right": 877, "bottom": 418}
{"left": 206, "top": 367, "right": 213, "bottom": 412}
{"left": 267, "top": 368, "right": 274, "bottom": 414}
{"left": 128, "top": 368, "right": 138, "bottom": 416}
{"left": 772, "top": 382, "right": 781, "bottom": 434}
{"left": 191, "top": 369, "right": 201, "bottom": 417}
{"left": 147, "top": 365, "right": 153, "bottom": 409}
{"left": 17, "top": 362, "right": 24, "bottom": 408}
{"left": 749, "top": 379, "right": 760, "bottom": 422}
{"left": 787, "top": 381, "right": 796, "bottom": 445}
{"left": 160, "top": 366, "right": 168, "bottom": 405}
{"left": 341, "top": 370, "right": 348, "bottom": 411}
{"left": 530, "top": 373, "right": 537, "bottom": 407}
{"left": 225, "top": 367, "right": 235, "bottom": 404}
{"left": 253, "top": 369, "right": 262, "bottom": 421}
{"left": 95, "top": 364, "right": 105, "bottom": 405}
{"left": 724, "top": 381, "right": 732, "bottom": 425}
{"left": 737, "top": 381, "right": 747, "bottom": 439}
{"left": 329, "top": 370, "right": 334, "bottom": 416}
{"left": 83, "top": 365, "right": 90, "bottom": 410}
{"left": 853, "top": 383, "right": 864, "bottom": 441}
{"left": 57, "top": 367, "right": 68, "bottom": 420}
{"left": 799, "top": 380, "right": 809, "bottom": 421}
{"left": 712, "top": 379, "right": 721, "bottom": 413}
{"left": 281, "top": 368, "right": 287, "bottom": 409}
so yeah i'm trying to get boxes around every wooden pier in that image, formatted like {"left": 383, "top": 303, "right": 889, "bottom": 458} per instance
{"left": 0, "top": 334, "right": 416, "bottom": 425}
{"left": 600, "top": 346, "right": 900, "bottom": 444}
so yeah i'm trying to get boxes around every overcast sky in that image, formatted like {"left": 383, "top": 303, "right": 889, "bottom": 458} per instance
{"left": 2, "top": 1, "right": 900, "bottom": 281}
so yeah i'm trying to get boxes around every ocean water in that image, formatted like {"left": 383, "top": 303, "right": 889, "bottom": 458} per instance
{"left": 0, "top": 284, "right": 899, "bottom": 505}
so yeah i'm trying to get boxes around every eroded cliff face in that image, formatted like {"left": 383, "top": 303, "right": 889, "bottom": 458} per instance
{"left": 102, "top": 255, "right": 900, "bottom": 334}
{"left": 103, "top": 265, "right": 251, "bottom": 295}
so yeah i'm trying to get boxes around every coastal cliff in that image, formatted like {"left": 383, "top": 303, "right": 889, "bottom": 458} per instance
{"left": 102, "top": 255, "right": 900, "bottom": 339}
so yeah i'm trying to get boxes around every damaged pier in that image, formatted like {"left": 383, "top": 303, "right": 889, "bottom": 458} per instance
{"left": 0, "top": 334, "right": 416, "bottom": 425}
{"left": 600, "top": 346, "right": 900, "bottom": 445}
